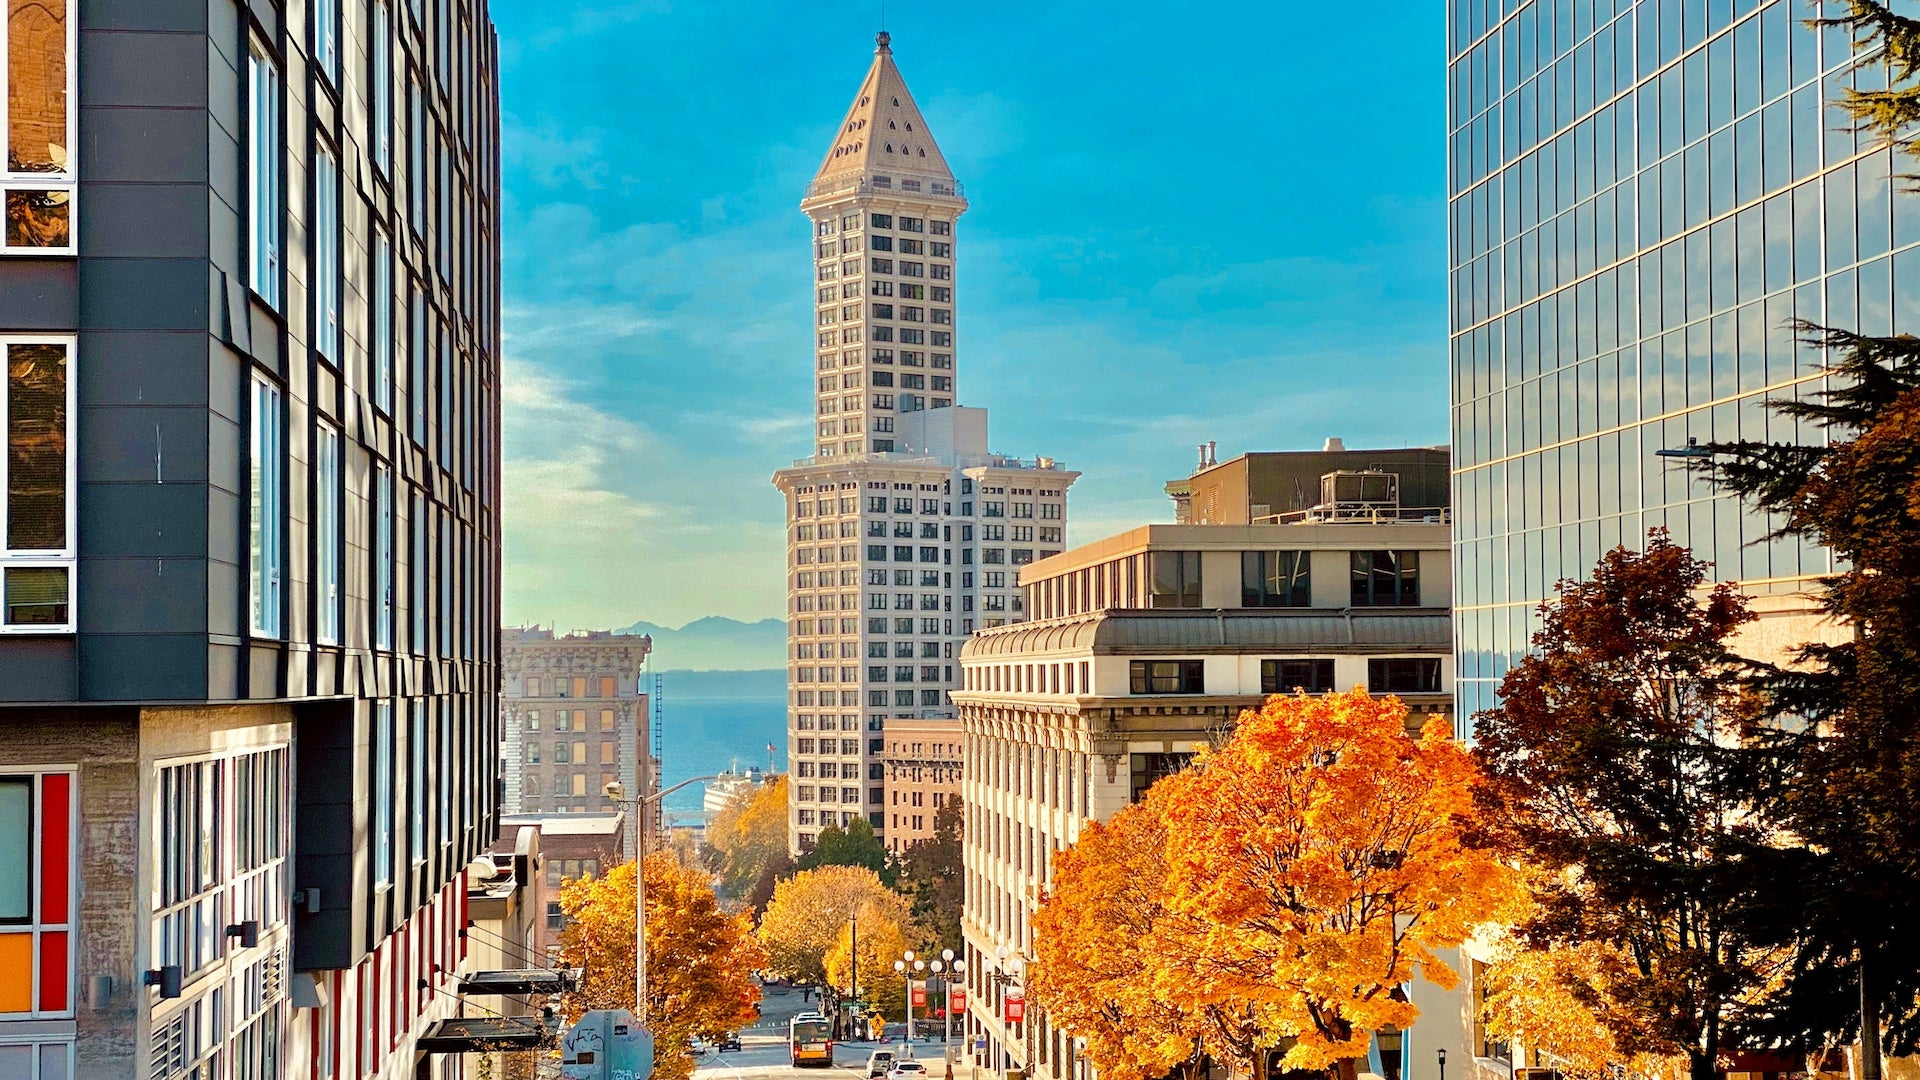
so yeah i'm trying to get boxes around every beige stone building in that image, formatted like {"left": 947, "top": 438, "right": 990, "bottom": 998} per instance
{"left": 772, "top": 33, "right": 1077, "bottom": 855}
{"left": 502, "top": 628, "right": 653, "bottom": 852}
{"left": 955, "top": 449, "right": 1459, "bottom": 1080}
{"left": 879, "top": 716, "right": 964, "bottom": 853}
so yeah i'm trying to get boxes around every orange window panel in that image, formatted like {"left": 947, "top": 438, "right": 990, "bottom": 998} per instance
{"left": 0, "top": 934, "right": 32, "bottom": 1013}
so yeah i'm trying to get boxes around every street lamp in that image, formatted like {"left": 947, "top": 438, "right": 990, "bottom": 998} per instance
{"left": 893, "top": 950, "right": 926, "bottom": 1055}
{"left": 991, "top": 944, "right": 1029, "bottom": 1074}
{"left": 604, "top": 775, "right": 721, "bottom": 1029}
{"left": 929, "top": 949, "right": 965, "bottom": 1058}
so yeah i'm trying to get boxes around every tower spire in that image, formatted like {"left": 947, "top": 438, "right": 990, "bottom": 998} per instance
{"left": 808, "top": 31, "right": 956, "bottom": 193}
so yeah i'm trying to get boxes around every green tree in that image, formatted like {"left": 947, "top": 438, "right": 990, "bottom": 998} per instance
{"left": 1698, "top": 0, "right": 1920, "bottom": 1053}
{"left": 796, "top": 817, "right": 893, "bottom": 883}
{"left": 1472, "top": 534, "right": 1798, "bottom": 1080}
{"left": 894, "top": 797, "right": 963, "bottom": 950}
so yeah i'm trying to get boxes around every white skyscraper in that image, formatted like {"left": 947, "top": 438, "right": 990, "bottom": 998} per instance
{"left": 773, "top": 32, "right": 1079, "bottom": 853}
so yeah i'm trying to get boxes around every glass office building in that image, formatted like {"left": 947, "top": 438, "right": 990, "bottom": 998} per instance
{"left": 1446, "top": 0, "right": 1902, "bottom": 719}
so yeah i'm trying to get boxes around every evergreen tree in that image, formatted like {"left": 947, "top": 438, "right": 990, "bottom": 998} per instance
{"left": 894, "top": 797, "right": 964, "bottom": 950}
{"left": 1697, "top": 0, "right": 1920, "bottom": 1052}
{"left": 1705, "top": 323, "right": 1920, "bottom": 1050}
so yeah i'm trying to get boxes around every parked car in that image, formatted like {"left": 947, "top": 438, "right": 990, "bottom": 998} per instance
{"left": 717, "top": 1032, "right": 742, "bottom": 1052}
{"left": 888, "top": 1063, "right": 929, "bottom": 1079}
{"left": 866, "top": 1050, "right": 896, "bottom": 1077}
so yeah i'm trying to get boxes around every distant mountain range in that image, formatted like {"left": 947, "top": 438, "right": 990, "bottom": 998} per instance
{"left": 617, "top": 615, "right": 786, "bottom": 672}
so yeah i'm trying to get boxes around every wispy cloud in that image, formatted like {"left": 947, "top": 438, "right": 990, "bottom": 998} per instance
{"left": 490, "top": 0, "right": 1450, "bottom": 630}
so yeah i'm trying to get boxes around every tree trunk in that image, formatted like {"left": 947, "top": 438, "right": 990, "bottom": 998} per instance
{"left": 1861, "top": 952, "right": 1883, "bottom": 1080}
{"left": 1691, "top": 1050, "right": 1718, "bottom": 1080}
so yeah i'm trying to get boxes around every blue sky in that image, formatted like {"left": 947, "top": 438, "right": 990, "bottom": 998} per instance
{"left": 494, "top": 1, "right": 1451, "bottom": 631}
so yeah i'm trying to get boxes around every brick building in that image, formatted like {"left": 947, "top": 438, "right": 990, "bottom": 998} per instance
{"left": 501, "top": 627, "right": 653, "bottom": 852}
{"left": 495, "top": 812, "right": 627, "bottom": 958}
{"left": 0, "top": 0, "right": 504, "bottom": 1074}
{"left": 880, "top": 716, "right": 963, "bottom": 853}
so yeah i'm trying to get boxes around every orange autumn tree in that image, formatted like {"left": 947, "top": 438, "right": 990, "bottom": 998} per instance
{"left": 1158, "top": 689, "right": 1518, "bottom": 1076}
{"left": 1031, "top": 782, "right": 1253, "bottom": 1080}
{"left": 557, "top": 852, "right": 765, "bottom": 1080}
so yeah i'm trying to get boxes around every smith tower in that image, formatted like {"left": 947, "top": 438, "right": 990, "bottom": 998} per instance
{"left": 774, "top": 33, "right": 1079, "bottom": 853}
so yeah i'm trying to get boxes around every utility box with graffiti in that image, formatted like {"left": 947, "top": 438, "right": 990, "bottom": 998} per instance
{"left": 560, "top": 1010, "right": 653, "bottom": 1080}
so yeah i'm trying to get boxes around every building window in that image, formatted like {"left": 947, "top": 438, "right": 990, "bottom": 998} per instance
{"left": 1, "top": 338, "right": 73, "bottom": 632}
{"left": 1130, "top": 752, "right": 1194, "bottom": 803}
{"left": 372, "top": 0, "right": 392, "bottom": 173}
{"left": 1367, "top": 658, "right": 1442, "bottom": 694}
{"left": 1149, "top": 551, "right": 1202, "bottom": 609}
{"left": 408, "top": 74, "right": 425, "bottom": 229}
{"left": 1, "top": 0, "right": 75, "bottom": 254}
{"left": 314, "top": 424, "right": 341, "bottom": 644}
{"left": 314, "top": 0, "right": 339, "bottom": 81}
{"left": 373, "top": 230, "right": 393, "bottom": 411}
{"left": 1261, "top": 659, "right": 1335, "bottom": 695}
{"left": 410, "top": 490, "right": 427, "bottom": 651}
{"left": 372, "top": 703, "right": 394, "bottom": 887}
{"left": 1351, "top": 551, "right": 1420, "bottom": 607}
{"left": 153, "top": 747, "right": 287, "bottom": 990}
{"left": 1243, "top": 551, "right": 1310, "bottom": 608}
{"left": 409, "top": 701, "right": 427, "bottom": 863}
{"left": 0, "top": 771, "right": 74, "bottom": 1017}
{"left": 249, "top": 375, "right": 284, "bottom": 637}
{"left": 374, "top": 466, "right": 393, "bottom": 650}
{"left": 1129, "top": 660, "right": 1205, "bottom": 695}
{"left": 246, "top": 39, "right": 281, "bottom": 306}
{"left": 313, "top": 142, "right": 341, "bottom": 361}
{"left": 408, "top": 284, "right": 427, "bottom": 440}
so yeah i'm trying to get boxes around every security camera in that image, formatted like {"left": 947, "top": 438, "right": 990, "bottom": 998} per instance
{"left": 603, "top": 780, "right": 627, "bottom": 801}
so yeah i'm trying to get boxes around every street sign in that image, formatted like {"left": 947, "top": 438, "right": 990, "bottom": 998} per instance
{"left": 560, "top": 1010, "right": 654, "bottom": 1080}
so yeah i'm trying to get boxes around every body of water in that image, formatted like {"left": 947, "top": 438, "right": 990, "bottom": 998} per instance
{"left": 657, "top": 695, "right": 788, "bottom": 813}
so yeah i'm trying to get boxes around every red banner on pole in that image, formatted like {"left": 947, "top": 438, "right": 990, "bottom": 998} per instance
{"left": 1004, "top": 989, "right": 1025, "bottom": 1023}
{"left": 949, "top": 987, "right": 967, "bottom": 1013}
{"left": 911, "top": 982, "right": 927, "bottom": 1008}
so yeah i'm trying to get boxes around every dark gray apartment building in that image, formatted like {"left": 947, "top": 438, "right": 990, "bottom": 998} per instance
{"left": 0, "top": 0, "right": 502, "bottom": 1075}
{"left": 1446, "top": 0, "right": 1863, "bottom": 723}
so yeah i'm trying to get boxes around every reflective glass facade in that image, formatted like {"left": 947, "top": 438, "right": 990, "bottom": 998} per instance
{"left": 1446, "top": 0, "right": 1901, "bottom": 718}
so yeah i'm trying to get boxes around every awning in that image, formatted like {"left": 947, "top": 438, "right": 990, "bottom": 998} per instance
{"left": 458, "top": 968, "right": 581, "bottom": 996}
{"left": 416, "top": 1016, "right": 552, "bottom": 1054}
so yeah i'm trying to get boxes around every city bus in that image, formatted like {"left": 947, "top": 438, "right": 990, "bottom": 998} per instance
{"left": 789, "top": 1012, "right": 834, "bottom": 1067}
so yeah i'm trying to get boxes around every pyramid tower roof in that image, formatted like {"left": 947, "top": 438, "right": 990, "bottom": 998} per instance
{"left": 811, "top": 32, "right": 956, "bottom": 191}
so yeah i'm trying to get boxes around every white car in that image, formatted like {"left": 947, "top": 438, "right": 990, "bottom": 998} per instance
{"left": 888, "top": 1063, "right": 929, "bottom": 1079}
{"left": 866, "top": 1050, "right": 896, "bottom": 1077}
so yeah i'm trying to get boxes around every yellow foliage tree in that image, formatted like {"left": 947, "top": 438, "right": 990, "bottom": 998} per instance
{"left": 1478, "top": 936, "right": 1687, "bottom": 1080}
{"left": 1030, "top": 782, "right": 1244, "bottom": 1080}
{"left": 758, "top": 865, "right": 915, "bottom": 1011}
{"left": 556, "top": 852, "right": 765, "bottom": 1080}
{"left": 823, "top": 901, "right": 912, "bottom": 1020}
{"left": 708, "top": 775, "right": 790, "bottom": 899}
{"left": 1156, "top": 690, "right": 1519, "bottom": 1075}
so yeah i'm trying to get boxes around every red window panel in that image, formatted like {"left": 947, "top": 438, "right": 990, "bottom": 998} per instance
{"left": 332, "top": 970, "right": 344, "bottom": 1080}
{"left": 390, "top": 928, "right": 404, "bottom": 1047}
{"left": 39, "top": 775, "right": 69, "bottom": 925}
{"left": 36, "top": 932, "right": 65, "bottom": 1013}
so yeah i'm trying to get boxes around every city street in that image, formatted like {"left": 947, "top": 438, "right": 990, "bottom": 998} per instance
{"left": 692, "top": 1033, "right": 966, "bottom": 1080}
{"left": 696, "top": 986, "right": 967, "bottom": 1080}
